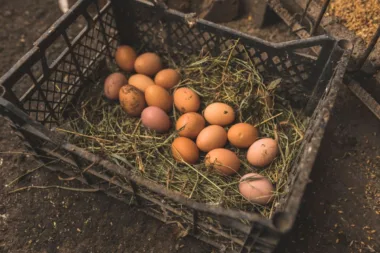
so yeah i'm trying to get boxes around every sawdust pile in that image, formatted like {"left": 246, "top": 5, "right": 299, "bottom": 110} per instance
{"left": 329, "top": 0, "right": 380, "bottom": 44}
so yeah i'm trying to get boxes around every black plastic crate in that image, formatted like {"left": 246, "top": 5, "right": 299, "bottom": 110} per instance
{"left": 0, "top": 0, "right": 351, "bottom": 252}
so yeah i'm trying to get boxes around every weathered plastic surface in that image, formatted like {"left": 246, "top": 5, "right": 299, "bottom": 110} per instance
{"left": 0, "top": 0, "right": 350, "bottom": 252}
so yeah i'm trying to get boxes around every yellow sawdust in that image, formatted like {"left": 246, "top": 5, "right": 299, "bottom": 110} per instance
{"left": 329, "top": 0, "right": 380, "bottom": 44}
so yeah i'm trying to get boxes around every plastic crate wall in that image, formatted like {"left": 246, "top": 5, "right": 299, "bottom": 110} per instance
{"left": 2, "top": 0, "right": 336, "bottom": 129}
{"left": 0, "top": 0, "right": 351, "bottom": 252}
{"left": 1, "top": 0, "right": 118, "bottom": 128}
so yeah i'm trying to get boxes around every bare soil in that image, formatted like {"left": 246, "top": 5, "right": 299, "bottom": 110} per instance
{"left": 0, "top": 1, "right": 379, "bottom": 253}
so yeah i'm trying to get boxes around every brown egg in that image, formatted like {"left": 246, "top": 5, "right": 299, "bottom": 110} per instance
{"left": 204, "top": 103, "right": 235, "bottom": 126}
{"left": 141, "top": 106, "right": 171, "bottom": 133}
{"left": 205, "top": 148, "right": 240, "bottom": 176}
{"left": 196, "top": 125, "right": 227, "bottom": 152}
{"left": 119, "top": 85, "right": 146, "bottom": 116}
{"left": 228, "top": 123, "right": 259, "bottom": 148}
{"left": 134, "top": 52, "right": 162, "bottom": 76}
{"left": 145, "top": 85, "right": 173, "bottom": 112}
{"left": 247, "top": 138, "right": 278, "bottom": 167}
{"left": 155, "top": 69, "right": 181, "bottom": 89}
{"left": 128, "top": 74, "right": 155, "bottom": 93}
{"left": 173, "top": 88, "right": 201, "bottom": 113}
{"left": 115, "top": 45, "right": 137, "bottom": 72}
{"left": 171, "top": 137, "right": 199, "bottom": 164}
{"left": 104, "top": 72, "right": 127, "bottom": 100}
{"left": 239, "top": 173, "right": 274, "bottom": 205}
{"left": 176, "top": 112, "right": 205, "bottom": 139}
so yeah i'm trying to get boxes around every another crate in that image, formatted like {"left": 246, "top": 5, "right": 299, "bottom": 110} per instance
{"left": 0, "top": 0, "right": 351, "bottom": 252}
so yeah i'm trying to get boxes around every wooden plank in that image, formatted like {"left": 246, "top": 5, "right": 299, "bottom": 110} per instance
{"left": 347, "top": 80, "right": 380, "bottom": 121}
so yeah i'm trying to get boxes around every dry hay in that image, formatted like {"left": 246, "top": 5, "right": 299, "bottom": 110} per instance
{"left": 59, "top": 43, "right": 307, "bottom": 218}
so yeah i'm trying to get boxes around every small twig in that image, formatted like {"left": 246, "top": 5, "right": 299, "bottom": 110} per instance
{"left": 132, "top": 145, "right": 145, "bottom": 173}
{"left": 55, "top": 128, "right": 113, "bottom": 143}
{"left": 82, "top": 161, "right": 97, "bottom": 173}
{"left": 58, "top": 175, "right": 77, "bottom": 181}
{"left": 6, "top": 159, "right": 59, "bottom": 187}
{"left": 58, "top": 161, "right": 97, "bottom": 181}
{"left": 166, "top": 167, "right": 172, "bottom": 189}
{"left": 180, "top": 179, "right": 189, "bottom": 194}
{"left": 99, "top": 132, "right": 163, "bottom": 140}
{"left": 254, "top": 112, "right": 283, "bottom": 127}
{"left": 8, "top": 185, "right": 100, "bottom": 194}
{"left": 273, "top": 123, "right": 279, "bottom": 143}
{"left": 131, "top": 119, "right": 142, "bottom": 136}
{"left": 188, "top": 172, "right": 199, "bottom": 199}
{"left": 223, "top": 40, "right": 240, "bottom": 74}
{"left": 159, "top": 152, "right": 222, "bottom": 192}
{"left": 279, "top": 121, "right": 304, "bottom": 144}
{"left": 181, "top": 163, "right": 222, "bottom": 192}
{"left": 0, "top": 151, "right": 48, "bottom": 159}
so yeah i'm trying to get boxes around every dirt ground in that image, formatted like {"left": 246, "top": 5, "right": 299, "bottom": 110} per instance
{"left": 0, "top": 0, "right": 379, "bottom": 253}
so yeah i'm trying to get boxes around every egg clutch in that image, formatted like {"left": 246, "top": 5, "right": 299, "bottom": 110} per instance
{"left": 64, "top": 43, "right": 306, "bottom": 216}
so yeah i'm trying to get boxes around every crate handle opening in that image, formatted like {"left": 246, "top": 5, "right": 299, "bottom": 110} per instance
{"left": 0, "top": 85, "right": 4, "bottom": 97}
{"left": 337, "top": 39, "right": 353, "bottom": 51}
{"left": 272, "top": 211, "right": 292, "bottom": 233}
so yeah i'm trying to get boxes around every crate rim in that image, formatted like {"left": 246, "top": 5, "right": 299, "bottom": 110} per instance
{"left": 0, "top": 0, "right": 352, "bottom": 251}
{"left": 0, "top": 94, "right": 281, "bottom": 228}
{"left": 0, "top": 53, "right": 352, "bottom": 237}
{"left": 0, "top": 0, "right": 349, "bottom": 227}
{"left": 0, "top": 0, "right": 337, "bottom": 89}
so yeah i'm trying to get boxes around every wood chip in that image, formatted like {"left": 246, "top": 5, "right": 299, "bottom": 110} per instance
{"left": 330, "top": 0, "right": 380, "bottom": 44}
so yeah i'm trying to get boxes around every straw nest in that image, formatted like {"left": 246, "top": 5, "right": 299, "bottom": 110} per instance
{"left": 59, "top": 42, "right": 307, "bottom": 218}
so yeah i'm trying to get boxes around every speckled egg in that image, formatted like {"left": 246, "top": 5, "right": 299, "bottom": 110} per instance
{"left": 228, "top": 123, "right": 259, "bottom": 148}
{"left": 104, "top": 72, "right": 127, "bottom": 100}
{"left": 176, "top": 112, "right": 205, "bottom": 139}
{"left": 119, "top": 85, "right": 146, "bottom": 116}
{"left": 205, "top": 148, "right": 240, "bottom": 176}
{"left": 173, "top": 87, "right": 201, "bottom": 113}
{"left": 239, "top": 173, "right": 274, "bottom": 205}
{"left": 247, "top": 138, "right": 278, "bottom": 167}
{"left": 204, "top": 102, "right": 235, "bottom": 126}
{"left": 171, "top": 137, "right": 199, "bottom": 164}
